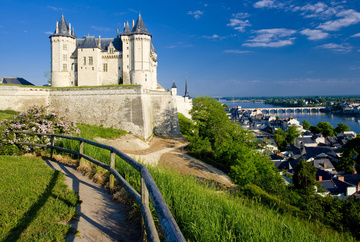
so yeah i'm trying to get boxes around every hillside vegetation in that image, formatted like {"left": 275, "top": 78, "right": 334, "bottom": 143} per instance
{"left": 56, "top": 123, "right": 354, "bottom": 241}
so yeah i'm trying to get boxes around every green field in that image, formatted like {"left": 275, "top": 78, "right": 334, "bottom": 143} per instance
{"left": 0, "top": 110, "right": 17, "bottom": 121}
{"left": 0, "top": 156, "right": 79, "bottom": 241}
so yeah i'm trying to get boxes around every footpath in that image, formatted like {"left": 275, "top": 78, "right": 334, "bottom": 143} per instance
{"left": 45, "top": 159, "right": 141, "bottom": 242}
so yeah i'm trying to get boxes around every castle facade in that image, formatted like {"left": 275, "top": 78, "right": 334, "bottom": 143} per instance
{"left": 50, "top": 14, "right": 159, "bottom": 90}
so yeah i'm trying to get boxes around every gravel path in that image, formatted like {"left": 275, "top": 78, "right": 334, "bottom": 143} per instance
{"left": 45, "top": 159, "right": 142, "bottom": 242}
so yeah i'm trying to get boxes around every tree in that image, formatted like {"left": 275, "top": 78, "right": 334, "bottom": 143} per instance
{"left": 317, "top": 122, "right": 335, "bottom": 137}
{"left": 335, "top": 123, "right": 350, "bottom": 134}
{"left": 286, "top": 126, "right": 301, "bottom": 145}
{"left": 293, "top": 160, "right": 317, "bottom": 195}
{"left": 310, "top": 125, "right": 321, "bottom": 134}
{"left": 44, "top": 71, "right": 51, "bottom": 85}
{"left": 302, "top": 120, "right": 311, "bottom": 130}
{"left": 276, "top": 116, "right": 280, "bottom": 120}
{"left": 223, "top": 103, "right": 230, "bottom": 111}
{"left": 338, "top": 137, "right": 360, "bottom": 173}
{"left": 273, "top": 128, "right": 286, "bottom": 150}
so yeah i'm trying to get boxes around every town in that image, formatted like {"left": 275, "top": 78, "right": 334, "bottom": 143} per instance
{"left": 229, "top": 105, "right": 360, "bottom": 199}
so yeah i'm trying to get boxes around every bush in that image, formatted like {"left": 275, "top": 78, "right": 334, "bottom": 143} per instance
{"left": 0, "top": 105, "right": 79, "bottom": 155}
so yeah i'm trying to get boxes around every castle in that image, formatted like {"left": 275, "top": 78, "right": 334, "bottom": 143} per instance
{"left": 50, "top": 14, "right": 160, "bottom": 90}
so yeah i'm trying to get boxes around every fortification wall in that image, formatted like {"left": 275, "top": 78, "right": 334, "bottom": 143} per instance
{"left": 0, "top": 86, "right": 49, "bottom": 112}
{"left": 0, "top": 85, "right": 180, "bottom": 139}
{"left": 150, "top": 90, "right": 181, "bottom": 136}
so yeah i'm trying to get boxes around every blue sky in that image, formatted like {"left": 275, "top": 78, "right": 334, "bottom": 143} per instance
{"left": 1, "top": 0, "right": 360, "bottom": 97}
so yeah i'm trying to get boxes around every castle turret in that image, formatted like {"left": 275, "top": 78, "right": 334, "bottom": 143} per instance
{"left": 129, "top": 14, "right": 155, "bottom": 89}
{"left": 121, "top": 22, "right": 132, "bottom": 85}
{"left": 171, "top": 81, "right": 177, "bottom": 96}
{"left": 50, "top": 15, "right": 76, "bottom": 87}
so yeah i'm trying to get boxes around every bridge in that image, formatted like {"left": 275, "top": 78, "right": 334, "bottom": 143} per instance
{"left": 241, "top": 107, "right": 325, "bottom": 114}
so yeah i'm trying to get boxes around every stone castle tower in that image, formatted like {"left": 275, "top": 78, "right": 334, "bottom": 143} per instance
{"left": 50, "top": 14, "right": 159, "bottom": 89}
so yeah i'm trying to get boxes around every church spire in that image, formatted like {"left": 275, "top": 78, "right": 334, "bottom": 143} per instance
{"left": 184, "top": 76, "right": 190, "bottom": 98}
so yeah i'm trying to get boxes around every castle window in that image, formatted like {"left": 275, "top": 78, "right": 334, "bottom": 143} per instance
{"left": 92, "top": 67, "right": 94, "bottom": 71}
{"left": 83, "top": 57, "right": 86, "bottom": 65}
{"left": 63, "top": 44, "right": 67, "bottom": 50}
{"left": 74, "top": 64, "right": 78, "bottom": 72}
{"left": 62, "top": 64, "right": 67, "bottom": 71}
{"left": 63, "top": 54, "right": 67, "bottom": 61}
{"left": 127, "top": 65, "right": 129, "bottom": 69}
{"left": 103, "top": 63, "right": 108, "bottom": 72}
{"left": 89, "top": 56, "right": 93, "bottom": 65}
{"left": 109, "top": 48, "right": 114, "bottom": 54}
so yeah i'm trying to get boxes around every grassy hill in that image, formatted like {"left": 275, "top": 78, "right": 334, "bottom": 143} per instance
{"left": 0, "top": 155, "right": 79, "bottom": 241}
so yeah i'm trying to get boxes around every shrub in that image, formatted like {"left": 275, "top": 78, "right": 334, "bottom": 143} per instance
{"left": 0, "top": 105, "right": 79, "bottom": 155}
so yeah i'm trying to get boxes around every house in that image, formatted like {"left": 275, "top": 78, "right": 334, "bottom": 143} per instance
{"left": 294, "top": 134, "right": 325, "bottom": 149}
{"left": 318, "top": 176, "right": 357, "bottom": 199}
{"left": 1, "top": 77, "right": 34, "bottom": 86}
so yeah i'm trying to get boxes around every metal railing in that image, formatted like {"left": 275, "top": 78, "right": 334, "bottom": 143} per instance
{"left": 13, "top": 131, "right": 186, "bottom": 242}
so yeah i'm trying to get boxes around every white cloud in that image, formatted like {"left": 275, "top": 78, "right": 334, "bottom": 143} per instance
{"left": 232, "top": 12, "right": 250, "bottom": 19}
{"left": 187, "top": 10, "right": 204, "bottom": 19}
{"left": 227, "top": 19, "right": 251, "bottom": 32}
{"left": 350, "top": 33, "right": 360, "bottom": 37}
{"left": 300, "top": 28, "right": 329, "bottom": 40}
{"left": 223, "top": 50, "right": 253, "bottom": 54}
{"left": 202, "top": 34, "right": 228, "bottom": 40}
{"left": 253, "top": 0, "right": 276, "bottom": 9}
{"left": 243, "top": 28, "right": 296, "bottom": 47}
{"left": 317, "top": 43, "right": 352, "bottom": 52}
{"left": 292, "top": 2, "right": 338, "bottom": 19}
{"left": 45, "top": 31, "right": 53, "bottom": 35}
{"left": 48, "top": 6, "right": 64, "bottom": 11}
{"left": 90, "top": 26, "right": 112, "bottom": 32}
{"left": 318, "top": 9, "right": 360, "bottom": 31}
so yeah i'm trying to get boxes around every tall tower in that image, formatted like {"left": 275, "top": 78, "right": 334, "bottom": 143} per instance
{"left": 129, "top": 14, "right": 154, "bottom": 90}
{"left": 50, "top": 15, "right": 76, "bottom": 87}
{"left": 121, "top": 22, "right": 132, "bottom": 85}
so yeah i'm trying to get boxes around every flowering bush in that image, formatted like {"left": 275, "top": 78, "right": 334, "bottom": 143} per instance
{"left": 0, "top": 105, "right": 80, "bottom": 155}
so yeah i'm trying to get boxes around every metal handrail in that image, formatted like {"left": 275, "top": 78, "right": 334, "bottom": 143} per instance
{"left": 13, "top": 131, "right": 186, "bottom": 242}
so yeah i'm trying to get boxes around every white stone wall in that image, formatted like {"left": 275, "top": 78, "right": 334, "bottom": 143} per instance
{"left": 0, "top": 86, "right": 180, "bottom": 139}
{"left": 175, "top": 96, "right": 192, "bottom": 119}
{"left": 77, "top": 48, "right": 101, "bottom": 86}
{"left": 0, "top": 86, "right": 49, "bottom": 112}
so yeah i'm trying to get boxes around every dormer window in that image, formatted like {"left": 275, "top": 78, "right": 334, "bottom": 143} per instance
{"left": 109, "top": 48, "right": 114, "bottom": 54}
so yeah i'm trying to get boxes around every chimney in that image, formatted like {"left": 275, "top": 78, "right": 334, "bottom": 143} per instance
{"left": 124, "top": 22, "right": 125, "bottom": 28}
{"left": 56, "top": 21, "right": 59, "bottom": 33}
{"left": 358, "top": 182, "right": 360, "bottom": 191}
{"left": 323, "top": 162, "right": 327, "bottom": 168}
{"left": 117, "top": 28, "right": 119, "bottom": 37}
{"left": 132, "top": 19, "right": 135, "bottom": 28}
{"left": 98, "top": 35, "right": 101, "bottom": 48}
{"left": 319, "top": 176, "right": 322, "bottom": 181}
{"left": 69, "top": 23, "right": 71, "bottom": 35}
{"left": 338, "top": 176, "right": 344, "bottom": 182}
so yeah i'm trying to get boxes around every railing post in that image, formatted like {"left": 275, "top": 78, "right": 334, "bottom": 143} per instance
{"left": 109, "top": 151, "right": 115, "bottom": 190}
{"left": 50, "top": 135, "right": 54, "bottom": 159}
{"left": 79, "top": 141, "right": 84, "bottom": 167}
{"left": 141, "top": 177, "right": 149, "bottom": 241}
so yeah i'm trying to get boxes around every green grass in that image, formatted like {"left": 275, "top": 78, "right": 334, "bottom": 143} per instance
{"left": 76, "top": 123, "right": 127, "bottom": 140}
{"left": 55, "top": 125, "right": 355, "bottom": 241}
{"left": 0, "top": 155, "right": 79, "bottom": 241}
{"left": 0, "top": 110, "right": 17, "bottom": 121}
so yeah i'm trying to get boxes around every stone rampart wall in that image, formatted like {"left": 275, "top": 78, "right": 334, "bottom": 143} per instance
{"left": 0, "top": 85, "right": 180, "bottom": 139}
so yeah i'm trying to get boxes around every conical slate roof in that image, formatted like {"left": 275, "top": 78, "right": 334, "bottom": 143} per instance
{"left": 171, "top": 81, "right": 177, "bottom": 89}
{"left": 51, "top": 15, "right": 75, "bottom": 38}
{"left": 122, "top": 22, "right": 132, "bottom": 36}
{"left": 132, "top": 14, "right": 150, "bottom": 36}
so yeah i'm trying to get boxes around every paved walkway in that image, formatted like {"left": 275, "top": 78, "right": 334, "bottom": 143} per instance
{"left": 45, "top": 159, "right": 142, "bottom": 242}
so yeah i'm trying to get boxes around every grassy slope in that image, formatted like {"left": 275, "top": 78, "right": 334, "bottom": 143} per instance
{"left": 0, "top": 110, "right": 17, "bottom": 121}
{"left": 58, "top": 125, "right": 354, "bottom": 241}
{"left": 0, "top": 156, "right": 79, "bottom": 241}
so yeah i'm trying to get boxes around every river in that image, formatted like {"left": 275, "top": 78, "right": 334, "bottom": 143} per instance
{"left": 221, "top": 100, "right": 360, "bottom": 134}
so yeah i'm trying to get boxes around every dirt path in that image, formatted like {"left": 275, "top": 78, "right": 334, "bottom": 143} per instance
{"left": 45, "top": 159, "right": 141, "bottom": 242}
{"left": 97, "top": 135, "right": 236, "bottom": 189}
